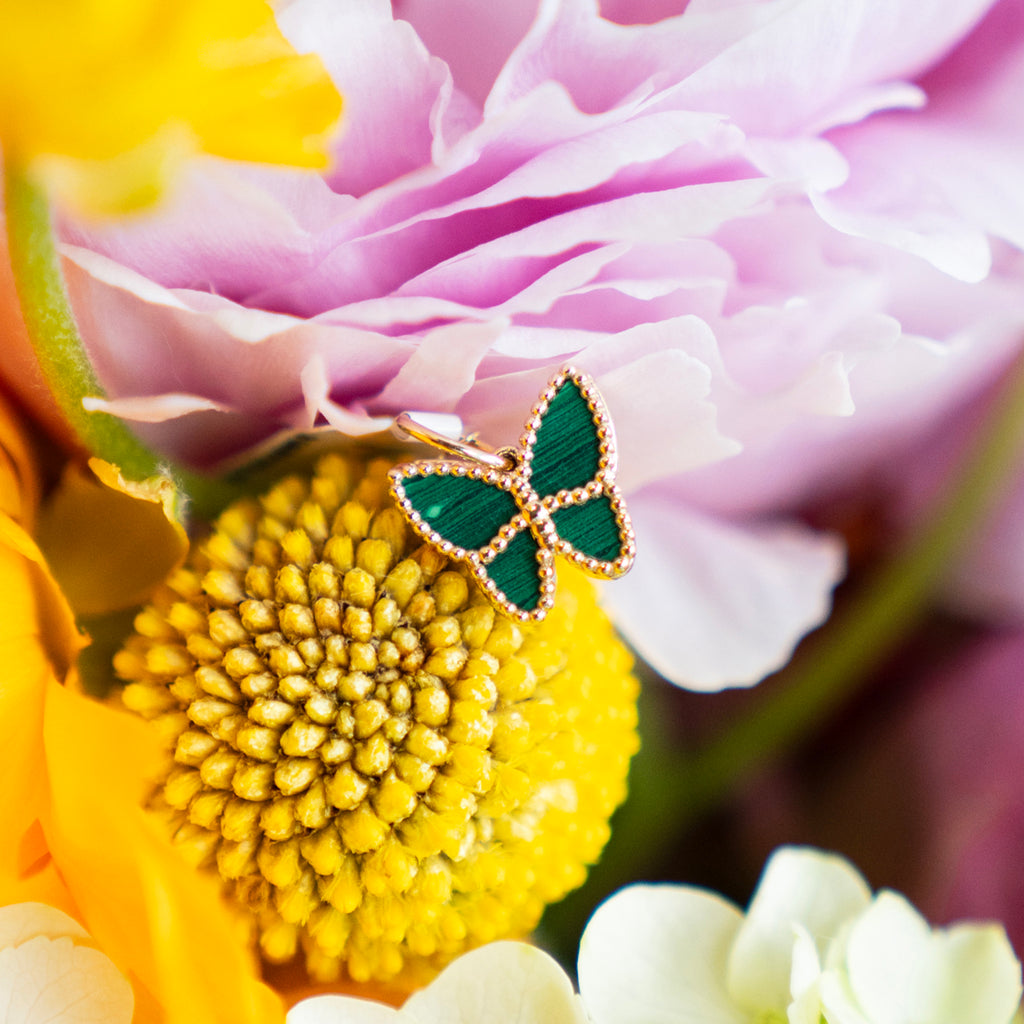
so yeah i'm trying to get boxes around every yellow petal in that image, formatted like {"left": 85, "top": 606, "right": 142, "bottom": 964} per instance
{"left": 35, "top": 458, "right": 188, "bottom": 617}
{"left": 0, "top": 827, "right": 73, "bottom": 914}
{"left": 0, "top": 629, "right": 47, "bottom": 881}
{"left": 0, "top": 0, "right": 342, "bottom": 215}
{"left": 0, "top": 509, "right": 82, "bottom": 674}
{"left": 0, "top": 389, "right": 39, "bottom": 528}
{"left": 0, "top": 398, "right": 83, "bottom": 894}
{"left": 43, "top": 678, "right": 285, "bottom": 1024}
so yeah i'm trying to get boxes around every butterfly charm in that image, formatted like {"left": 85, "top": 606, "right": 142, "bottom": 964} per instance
{"left": 388, "top": 366, "right": 635, "bottom": 622}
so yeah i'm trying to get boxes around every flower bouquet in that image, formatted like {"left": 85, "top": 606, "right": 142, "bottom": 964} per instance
{"left": 3, "top": 1, "right": 1024, "bottom": 1021}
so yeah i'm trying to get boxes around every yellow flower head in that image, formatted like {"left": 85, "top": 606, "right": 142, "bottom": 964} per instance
{"left": 0, "top": 0, "right": 342, "bottom": 215}
{"left": 117, "top": 454, "right": 639, "bottom": 987}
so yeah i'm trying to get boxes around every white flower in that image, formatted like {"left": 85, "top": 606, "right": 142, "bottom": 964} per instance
{"left": 577, "top": 846, "right": 1022, "bottom": 1024}
{"left": 578, "top": 846, "right": 869, "bottom": 1023}
{"left": 0, "top": 902, "right": 133, "bottom": 1024}
{"left": 288, "top": 941, "right": 587, "bottom": 1024}
{"left": 820, "top": 891, "right": 1022, "bottom": 1024}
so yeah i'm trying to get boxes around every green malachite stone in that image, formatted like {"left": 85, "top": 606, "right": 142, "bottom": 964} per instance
{"left": 402, "top": 474, "right": 519, "bottom": 550}
{"left": 551, "top": 494, "right": 623, "bottom": 563}
{"left": 529, "top": 379, "right": 602, "bottom": 498}
{"left": 487, "top": 530, "right": 542, "bottom": 610}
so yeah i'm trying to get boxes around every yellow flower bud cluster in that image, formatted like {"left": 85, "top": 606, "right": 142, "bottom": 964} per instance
{"left": 116, "top": 455, "right": 638, "bottom": 985}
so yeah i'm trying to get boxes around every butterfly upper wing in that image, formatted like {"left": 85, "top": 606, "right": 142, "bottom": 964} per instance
{"left": 389, "top": 463, "right": 521, "bottom": 555}
{"left": 525, "top": 370, "right": 606, "bottom": 497}
{"left": 520, "top": 367, "right": 635, "bottom": 579}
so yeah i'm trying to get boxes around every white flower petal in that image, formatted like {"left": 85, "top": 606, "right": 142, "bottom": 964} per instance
{"left": 287, "top": 994, "right": 401, "bottom": 1024}
{"left": 0, "top": 903, "right": 91, "bottom": 947}
{"left": 578, "top": 883, "right": 746, "bottom": 1024}
{"left": 926, "top": 926, "right": 1024, "bottom": 1024}
{"left": 0, "top": 935, "right": 133, "bottom": 1024}
{"left": 728, "top": 846, "right": 871, "bottom": 1012}
{"left": 823, "top": 891, "right": 1023, "bottom": 1024}
{"left": 404, "top": 941, "right": 586, "bottom": 1024}
{"left": 788, "top": 926, "right": 825, "bottom": 1024}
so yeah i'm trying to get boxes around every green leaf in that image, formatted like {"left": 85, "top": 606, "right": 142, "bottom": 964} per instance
{"left": 399, "top": 472, "right": 520, "bottom": 550}
{"left": 529, "top": 377, "right": 602, "bottom": 498}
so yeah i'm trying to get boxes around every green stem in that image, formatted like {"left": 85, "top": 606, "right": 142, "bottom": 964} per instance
{"left": 5, "top": 164, "right": 247, "bottom": 518}
{"left": 688, "top": 344, "right": 1024, "bottom": 809}
{"left": 5, "top": 163, "right": 163, "bottom": 481}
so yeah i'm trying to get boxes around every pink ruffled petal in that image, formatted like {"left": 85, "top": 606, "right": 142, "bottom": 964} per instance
{"left": 489, "top": 0, "right": 780, "bottom": 116}
{"left": 675, "top": 0, "right": 994, "bottom": 134}
{"left": 600, "top": 494, "right": 844, "bottom": 690}
{"left": 817, "top": 114, "right": 1024, "bottom": 282}
{"left": 374, "top": 320, "right": 507, "bottom": 411}
{"left": 278, "top": 0, "right": 476, "bottom": 195}
{"left": 392, "top": 0, "right": 540, "bottom": 108}
{"left": 59, "top": 160, "right": 345, "bottom": 303}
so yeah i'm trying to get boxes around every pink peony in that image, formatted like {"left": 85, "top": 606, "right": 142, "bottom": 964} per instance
{"left": 30, "top": 0, "right": 1024, "bottom": 689}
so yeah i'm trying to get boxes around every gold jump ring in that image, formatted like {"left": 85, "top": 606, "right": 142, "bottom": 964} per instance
{"left": 392, "top": 412, "right": 515, "bottom": 471}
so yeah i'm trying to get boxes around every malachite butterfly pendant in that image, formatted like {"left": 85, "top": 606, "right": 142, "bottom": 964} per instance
{"left": 389, "top": 366, "right": 635, "bottom": 622}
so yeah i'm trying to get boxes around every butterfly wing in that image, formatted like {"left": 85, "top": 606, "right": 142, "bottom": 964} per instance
{"left": 389, "top": 463, "right": 521, "bottom": 555}
{"left": 476, "top": 526, "right": 556, "bottom": 621}
{"left": 519, "top": 367, "right": 635, "bottom": 578}
{"left": 525, "top": 368, "right": 607, "bottom": 497}
{"left": 389, "top": 463, "right": 554, "bottom": 620}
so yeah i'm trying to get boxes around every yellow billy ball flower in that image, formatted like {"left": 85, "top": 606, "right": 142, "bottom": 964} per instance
{"left": 117, "top": 455, "right": 639, "bottom": 987}
{"left": 0, "top": 0, "right": 342, "bottom": 215}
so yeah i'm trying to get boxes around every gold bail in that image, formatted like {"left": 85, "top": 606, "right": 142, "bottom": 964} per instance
{"left": 391, "top": 412, "right": 515, "bottom": 471}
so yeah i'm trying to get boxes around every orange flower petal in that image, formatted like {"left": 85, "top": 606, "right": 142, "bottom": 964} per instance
{"left": 0, "top": 386, "right": 40, "bottom": 527}
{"left": 43, "top": 678, "right": 285, "bottom": 1024}
{"left": 0, "top": 630, "right": 47, "bottom": 881}
{"left": 35, "top": 457, "right": 187, "bottom": 617}
{"left": 0, "top": 510, "right": 85, "bottom": 671}
{"left": 0, "top": 855, "right": 77, "bottom": 918}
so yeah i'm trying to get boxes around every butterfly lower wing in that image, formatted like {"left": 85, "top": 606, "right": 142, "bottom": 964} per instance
{"left": 389, "top": 463, "right": 521, "bottom": 556}
{"left": 473, "top": 526, "right": 556, "bottom": 621}
{"left": 548, "top": 487, "right": 635, "bottom": 579}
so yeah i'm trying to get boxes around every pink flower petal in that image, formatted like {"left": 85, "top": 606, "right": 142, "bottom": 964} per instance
{"left": 600, "top": 494, "right": 844, "bottom": 690}
{"left": 374, "top": 320, "right": 507, "bottom": 410}
{"left": 675, "top": 0, "right": 994, "bottom": 134}
{"left": 392, "top": 0, "right": 541, "bottom": 108}
{"left": 278, "top": 0, "right": 477, "bottom": 195}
